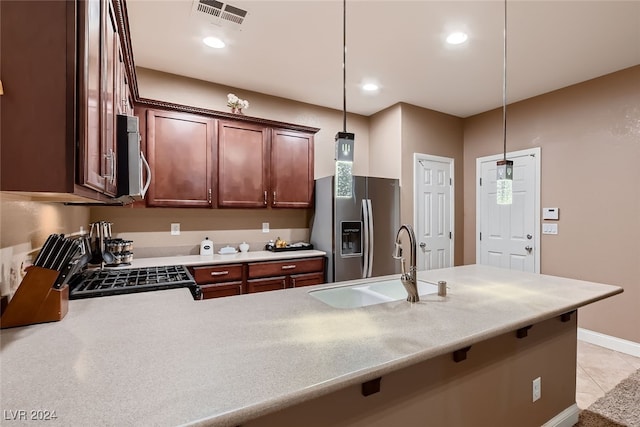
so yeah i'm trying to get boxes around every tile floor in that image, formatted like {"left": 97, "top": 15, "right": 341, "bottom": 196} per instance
{"left": 576, "top": 340, "right": 640, "bottom": 409}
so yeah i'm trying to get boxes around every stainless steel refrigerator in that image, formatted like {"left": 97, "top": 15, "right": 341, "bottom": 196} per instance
{"left": 310, "top": 176, "right": 401, "bottom": 283}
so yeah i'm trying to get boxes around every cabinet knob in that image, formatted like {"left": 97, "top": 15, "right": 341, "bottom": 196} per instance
{"left": 264, "top": 191, "right": 267, "bottom": 205}
{"left": 273, "top": 191, "right": 277, "bottom": 206}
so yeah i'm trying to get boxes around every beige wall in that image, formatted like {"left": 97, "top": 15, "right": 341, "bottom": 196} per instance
{"left": 463, "top": 65, "right": 640, "bottom": 343}
{"left": 0, "top": 193, "right": 89, "bottom": 295}
{"left": 400, "top": 103, "right": 465, "bottom": 266}
{"left": 369, "top": 104, "right": 402, "bottom": 179}
{"left": 136, "top": 67, "right": 371, "bottom": 179}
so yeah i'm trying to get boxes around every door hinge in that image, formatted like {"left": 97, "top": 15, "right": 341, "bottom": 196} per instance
{"left": 479, "top": 177, "right": 482, "bottom": 186}
{"left": 479, "top": 232, "right": 482, "bottom": 241}
{"left": 449, "top": 232, "right": 452, "bottom": 239}
{"left": 450, "top": 178, "right": 452, "bottom": 185}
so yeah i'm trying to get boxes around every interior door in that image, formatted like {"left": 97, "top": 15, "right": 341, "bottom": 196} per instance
{"left": 477, "top": 148, "right": 540, "bottom": 272}
{"left": 414, "top": 155, "right": 453, "bottom": 270}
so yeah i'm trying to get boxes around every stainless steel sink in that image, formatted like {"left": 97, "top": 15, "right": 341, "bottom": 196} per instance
{"left": 309, "top": 278, "right": 439, "bottom": 309}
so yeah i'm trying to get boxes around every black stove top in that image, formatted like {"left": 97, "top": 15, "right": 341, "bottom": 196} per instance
{"left": 69, "top": 265, "right": 199, "bottom": 300}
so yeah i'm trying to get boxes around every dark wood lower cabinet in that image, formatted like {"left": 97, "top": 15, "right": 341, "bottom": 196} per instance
{"left": 190, "top": 264, "right": 243, "bottom": 300}
{"left": 247, "top": 277, "right": 287, "bottom": 294}
{"left": 200, "top": 282, "right": 243, "bottom": 299}
{"left": 290, "top": 272, "right": 325, "bottom": 288}
{"left": 191, "top": 257, "right": 325, "bottom": 300}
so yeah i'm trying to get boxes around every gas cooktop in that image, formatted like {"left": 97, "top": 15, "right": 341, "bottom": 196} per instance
{"left": 69, "top": 265, "right": 200, "bottom": 300}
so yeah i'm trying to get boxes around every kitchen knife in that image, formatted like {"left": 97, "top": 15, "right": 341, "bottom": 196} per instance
{"left": 47, "top": 238, "right": 73, "bottom": 271}
{"left": 53, "top": 250, "right": 90, "bottom": 289}
{"left": 33, "top": 234, "right": 57, "bottom": 267}
{"left": 39, "top": 234, "right": 64, "bottom": 269}
{"left": 53, "top": 239, "right": 81, "bottom": 271}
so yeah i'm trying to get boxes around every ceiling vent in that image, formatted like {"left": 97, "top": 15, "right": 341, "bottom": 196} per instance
{"left": 192, "top": 0, "right": 248, "bottom": 28}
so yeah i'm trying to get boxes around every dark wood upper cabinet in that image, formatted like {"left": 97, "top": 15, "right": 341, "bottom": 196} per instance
{"left": 0, "top": 0, "right": 133, "bottom": 202}
{"left": 217, "top": 121, "right": 270, "bottom": 208}
{"left": 270, "top": 129, "right": 314, "bottom": 208}
{"left": 145, "top": 110, "right": 216, "bottom": 208}
{"left": 217, "top": 122, "right": 315, "bottom": 209}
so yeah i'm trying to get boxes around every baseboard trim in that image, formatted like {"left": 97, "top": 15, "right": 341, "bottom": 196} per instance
{"left": 542, "top": 404, "right": 580, "bottom": 427}
{"left": 578, "top": 328, "right": 640, "bottom": 358}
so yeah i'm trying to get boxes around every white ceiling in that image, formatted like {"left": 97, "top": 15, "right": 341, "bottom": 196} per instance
{"left": 126, "top": 0, "right": 640, "bottom": 118}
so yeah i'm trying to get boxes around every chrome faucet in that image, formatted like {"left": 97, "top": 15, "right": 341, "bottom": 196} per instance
{"left": 393, "top": 224, "right": 419, "bottom": 302}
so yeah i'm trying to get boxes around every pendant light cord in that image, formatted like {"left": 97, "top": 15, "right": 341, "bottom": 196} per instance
{"left": 342, "top": 0, "right": 347, "bottom": 133}
{"left": 502, "top": 0, "right": 507, "bottom": 161}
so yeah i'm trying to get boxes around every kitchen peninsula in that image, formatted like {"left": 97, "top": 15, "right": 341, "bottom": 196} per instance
{"left": 0, "top": 265, "right": 621, "bottom": 426}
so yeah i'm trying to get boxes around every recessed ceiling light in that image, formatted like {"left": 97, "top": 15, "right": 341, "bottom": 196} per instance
{"left": 362, "top": 83, "right": 379, "bottom": 91}
{"left": 446, "top": 32, "right": 468, "bottom": 45}
{"left": 203, "top": 37, "right": 225, "bottom": 49}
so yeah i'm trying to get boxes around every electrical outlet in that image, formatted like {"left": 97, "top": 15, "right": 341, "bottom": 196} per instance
{"left": 532, "top": 377, "right": 541, "bottom": 402}
{"left": 171, "top": 223, "right": 180, "bottom": 236}
{"left": 262, "top": 222, "right": 269, "bottom": 233}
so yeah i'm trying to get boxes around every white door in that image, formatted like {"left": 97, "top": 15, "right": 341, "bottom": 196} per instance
{"left": 414, "top": 154, "right": 454, "bottom": 270}
{"left": 476, "top": 148, "right": 540, "bottom": 273}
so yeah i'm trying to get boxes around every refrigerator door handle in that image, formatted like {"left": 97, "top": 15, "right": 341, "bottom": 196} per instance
{"left": 366, "top": 199, "right": 374, "bottom": 278}
{"left": 361, "top": 199, "right": 370, "bottom": 279}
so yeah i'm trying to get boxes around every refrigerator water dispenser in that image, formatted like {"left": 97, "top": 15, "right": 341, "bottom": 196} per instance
{"left": 340, "top": 221, "right": 362, "bottom": 257}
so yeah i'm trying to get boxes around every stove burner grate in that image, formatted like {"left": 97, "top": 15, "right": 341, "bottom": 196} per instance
{"left": 69, "top": 265, "right": 198, "bottom": 299}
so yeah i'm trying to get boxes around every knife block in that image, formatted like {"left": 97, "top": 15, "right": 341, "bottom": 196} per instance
{"left": 0, "top": 266, "right": 69, "bottom": 329}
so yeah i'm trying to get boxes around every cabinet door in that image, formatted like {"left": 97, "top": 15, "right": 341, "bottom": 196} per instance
{"left": 247, "top": 277, "right": 287, "bottom": 294}
{"left": 77, "top": 0, "right": 118, "bottom": 196}
{"left": 78, "top": 0, "right": 106, "bottom": 193}
{"left": 218, "top": 121, "right": 269, "bottom": 208}
{"left": 290, "top": 272, "right": 325, "bottom": 288}
{"left": 115, "top": 41, "right": 129, "bottom": 115}
{"left": 248, "top": 257, "right": 325, "bottom": 279}
{"left": 146, "top": 110, "right": 215, "bottom": 207}
{"left": 200, "top": 282, "right": 243, "bottom": 300}
{"left": 192, "top": 264, "right": 243, "bottom": 284}
{"left": 102, "top": 0, "right": 118, "bottom": 196}
{"left": 270, "top": 129, "right": 314, "bottom": 208}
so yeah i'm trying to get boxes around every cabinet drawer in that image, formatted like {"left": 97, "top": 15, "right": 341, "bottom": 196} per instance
{"left": 247, "top": 276, "right": 287, "bottom": 294}
{"left": 248, "top": 257, "right": 324, "bottom": 279}
{"left": 291, "top": 272, "right": 325, "bottom": 288}
{"left": 192, "top": 264, "right": 243, "bottom": 284}
{"left": 200, "top": 281, "right": 243, "bottom": 299}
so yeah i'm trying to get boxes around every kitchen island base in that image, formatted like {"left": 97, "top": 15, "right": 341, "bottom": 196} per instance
{"left": 244, "top": 314, "right": 578, "bottom": 427}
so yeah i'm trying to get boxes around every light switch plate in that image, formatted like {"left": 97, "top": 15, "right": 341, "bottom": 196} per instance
{"left": 262, "top": 222, "right": 269, "bottom": 233}
{"left": 542, "top": 207, "right": 559, "bottom": 220}
{"left": 171, "top": 223, "right": 180, "bottom": 236}
{"left": 542, "top": 223, "right": 558, "bottom": 235}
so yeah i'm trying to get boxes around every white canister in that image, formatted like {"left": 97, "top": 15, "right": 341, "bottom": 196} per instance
{"left": 200, "top": 237, "right": 214, "bottom": 256}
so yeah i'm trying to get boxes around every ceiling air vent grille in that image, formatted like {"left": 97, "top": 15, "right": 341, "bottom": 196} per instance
{"left": 192, "top": 0, "right": 248, "bottom": 27}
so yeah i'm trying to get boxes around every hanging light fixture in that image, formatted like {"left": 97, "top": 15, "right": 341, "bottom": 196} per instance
{"left": 335, "top": 0, "right": 354, "bottom": 199}
{"left": 496, "top": 0, "right": 513, "bottom": 205}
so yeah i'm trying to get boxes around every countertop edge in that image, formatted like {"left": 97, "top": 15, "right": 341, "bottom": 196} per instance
{"left": 185, "top": 284, "right": 623, "bottom": 427}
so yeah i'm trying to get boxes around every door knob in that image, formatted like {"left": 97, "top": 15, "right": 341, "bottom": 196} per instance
{"left": 527, "top": 234, "right": 533, "bottom": 240}
{"left": 525, "top": 246, "right": 533, "bottom": 253}
{"left": 419, "top": 242, "right": 426, "bottom": 248}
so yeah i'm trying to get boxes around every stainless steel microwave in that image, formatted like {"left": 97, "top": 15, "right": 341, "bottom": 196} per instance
{"left": 116, "top": 114, "right": 151, "bottom": 204}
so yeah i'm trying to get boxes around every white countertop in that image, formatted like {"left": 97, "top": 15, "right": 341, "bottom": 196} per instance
{"left": 0, "top": 265, "right": 622, "bottom": 426}
{"left": 107, "top": 249, "right": 327, "bottom": 269}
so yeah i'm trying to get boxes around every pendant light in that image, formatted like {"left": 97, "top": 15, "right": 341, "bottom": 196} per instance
{"left": 335, "top": 0, "right": 354, "bottom": 198}
{"left": 496, "top": 0, "right": 513, "bottom": 205}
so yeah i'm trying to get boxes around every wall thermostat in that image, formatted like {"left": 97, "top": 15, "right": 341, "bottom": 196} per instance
{"left": 542, "top": 207, "right": 559, "bottom": 220}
